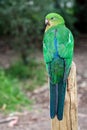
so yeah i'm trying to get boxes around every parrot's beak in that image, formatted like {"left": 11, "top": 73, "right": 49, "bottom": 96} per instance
{"left": 45, "top": 19, "right": 50, "bottom": 26}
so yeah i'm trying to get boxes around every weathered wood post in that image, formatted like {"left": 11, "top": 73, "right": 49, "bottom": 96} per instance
{"left": 51, "top": 62, "right": 78, "bottom": 130}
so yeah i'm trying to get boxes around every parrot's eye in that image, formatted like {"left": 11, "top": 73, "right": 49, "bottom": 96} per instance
{"left": 51, "top": 17, "right": 54, "bottom": 20}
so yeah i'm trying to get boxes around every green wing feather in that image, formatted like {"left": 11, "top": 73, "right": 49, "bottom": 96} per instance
{"left": 57, "top": 26, "right": 74, "bottom": 59}
{"left": 43, "top": 29, "right": 55, "bottom": 63}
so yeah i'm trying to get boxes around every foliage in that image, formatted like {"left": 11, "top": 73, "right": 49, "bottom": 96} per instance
{"left": 0, "top": 68, "right": 31, "bottom": 111}
{"left": 0, "top": 0, "right": 54, "bottom": 63}
{"left": 5, "top": 59, "right": 47, "bottom": 91}
{"left": 0, "top": 0, "right": 54, "bottom": 39}
{"left": 0, "top": 56, "right": 47, "bottom": 111}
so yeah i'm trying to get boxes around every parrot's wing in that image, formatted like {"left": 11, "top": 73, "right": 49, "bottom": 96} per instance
{"left": 57, "top": 26, "right": 74, "bottom": 59}
{"left": 43, "top": 29, "right": 56, "bottom": 64}
{"left": 56, "top": 26, "right": 74, "bottom": 81}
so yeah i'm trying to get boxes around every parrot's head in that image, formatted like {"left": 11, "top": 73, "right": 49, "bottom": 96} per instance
{"left": 45, "top": 13, "right": 65, "bottom": 31}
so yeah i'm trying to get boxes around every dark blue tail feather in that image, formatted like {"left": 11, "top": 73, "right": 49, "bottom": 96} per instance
{"left": 50, "top": 82, "right": 56, "bottom": 118}
{"left": 57, "top": 81, "right": 66, "bottom": 120}
{"left": 50, "top": 81, "right": 66, "bottom": 120}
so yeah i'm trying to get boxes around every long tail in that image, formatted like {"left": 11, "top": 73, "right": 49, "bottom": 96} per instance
{"left": 57, "top": 81, "right": 66, "bottom": 120}
{"left": 50, "top": 81, "right": 66, "bottom": 120}
{"left": 50, "top": 81, "right": 57, "bottom": 119}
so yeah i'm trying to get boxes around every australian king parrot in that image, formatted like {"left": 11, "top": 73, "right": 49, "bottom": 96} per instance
{"left": 43, "top": 13, "right": 74, "bottom": 120}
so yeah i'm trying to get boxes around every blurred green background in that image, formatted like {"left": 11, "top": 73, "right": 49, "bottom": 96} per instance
{"left": 0, "top": 0, "right": 87, "bottom": 112}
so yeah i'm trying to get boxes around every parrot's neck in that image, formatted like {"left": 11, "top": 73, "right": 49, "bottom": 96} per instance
{"left": 45, "top": 24, "right": 57, "bottom": 32}
{"left": 45, "top": 23, "right": 64, "bottom": 32}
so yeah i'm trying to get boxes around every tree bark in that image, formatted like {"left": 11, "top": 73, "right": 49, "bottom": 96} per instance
{"left": 51, "top": 62, "right": 78, "bottom": 130}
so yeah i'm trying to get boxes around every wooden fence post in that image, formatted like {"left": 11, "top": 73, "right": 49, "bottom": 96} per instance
{"left": 51, "top": 62, "right": 78, "bottom": 130}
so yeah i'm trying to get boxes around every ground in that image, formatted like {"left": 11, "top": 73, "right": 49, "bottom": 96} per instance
{"left": 0, "top": 37, "right": 87, "bottom": 130}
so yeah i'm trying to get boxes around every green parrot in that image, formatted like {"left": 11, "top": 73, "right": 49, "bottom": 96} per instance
{"left": 43, "top": 13, "right": 74, "bottom": 120}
